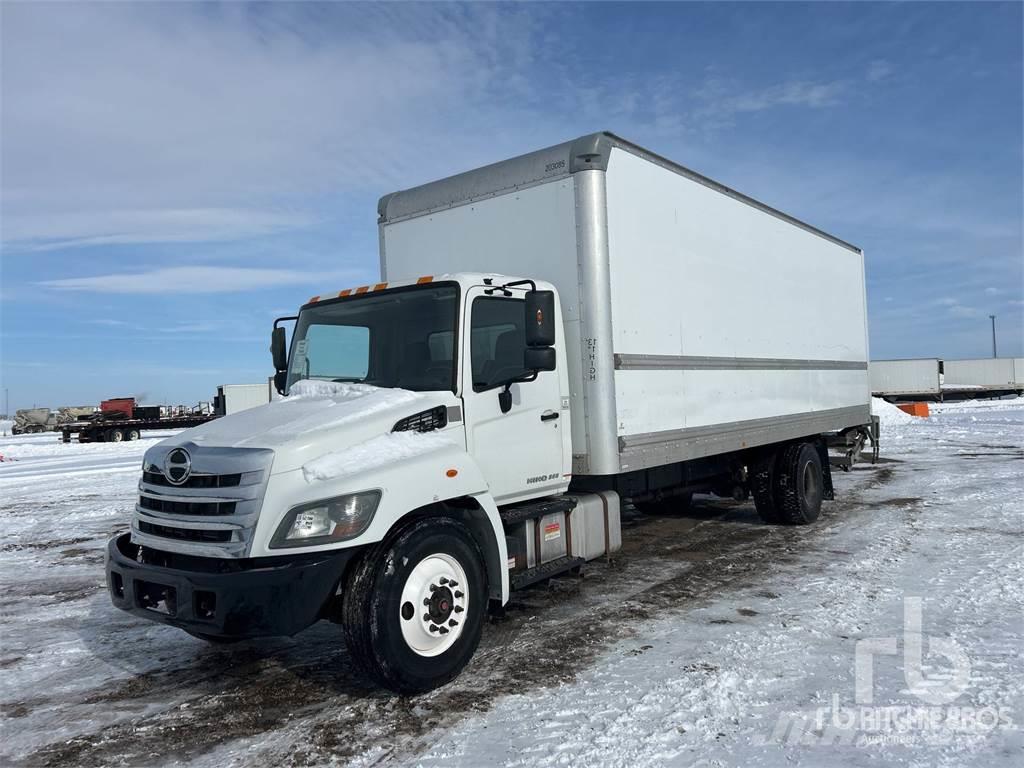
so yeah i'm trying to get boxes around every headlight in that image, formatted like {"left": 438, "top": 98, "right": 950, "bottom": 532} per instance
{"left": 270, "top": 491, "right": 381, "bottom": 549}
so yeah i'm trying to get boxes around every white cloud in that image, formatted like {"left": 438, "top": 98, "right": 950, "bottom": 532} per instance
{"left": 38, "top": 266, "right": 343, "bottom": 294}
{"left": 866, "top": 59, "right": 893, "bottom": 82}
{"left": 0, "top": 3, "right": 559, "bottom": 249}
{"left": 6, "top": 209, "right": 311, "bottom": 251}
{"left": 693, "top": 77, "right": 845, "bottom": 127}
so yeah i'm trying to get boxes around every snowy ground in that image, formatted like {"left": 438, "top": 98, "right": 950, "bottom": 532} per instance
{"left": 1, "top": 402, "right": 1021, "bottom": 767}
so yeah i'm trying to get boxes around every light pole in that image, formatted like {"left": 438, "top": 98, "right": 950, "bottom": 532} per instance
{"left": 989, "top": 315, "right": 997, "bottom": 358}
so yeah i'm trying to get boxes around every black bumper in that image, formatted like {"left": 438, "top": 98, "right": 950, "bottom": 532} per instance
{"left": 105, "top": 533, "right": 357, "bottom": 639}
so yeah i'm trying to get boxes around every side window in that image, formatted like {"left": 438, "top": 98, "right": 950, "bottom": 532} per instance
{"left": 301, "top": 325, "right": 370, "bottom": 380}
{"left": 471, "top": 297, "right": 527, "bottom": 391}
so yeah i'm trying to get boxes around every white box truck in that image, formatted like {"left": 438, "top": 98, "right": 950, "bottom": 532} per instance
{"left": 870, "top": 358, "right": 943, "bottom": 399}
{"left": 106, "top": 133, "right": 875, "bottom": 692}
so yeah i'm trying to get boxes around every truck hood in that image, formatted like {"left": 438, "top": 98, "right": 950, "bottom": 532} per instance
{"left": 159, "top": 381, "right": 459, "bottom": 476}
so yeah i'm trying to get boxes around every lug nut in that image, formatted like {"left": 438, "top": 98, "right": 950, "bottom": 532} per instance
{"left": 448, "top": 580, "right": 459, "bottom": 588}
{"left": 429, "top": 625, "right": 438, "bottom": 633}
{"left": 423, "top": 598, "right": 431, "bottom": 606}
{"left": 454, "top": 605, "right": 464, "bottom": 613}
{"left": 449, "top": 619, "right": 459, "bottom": 627}
{"left": 429, "top": 584, "right": 438, "bottom": 592}
{"left": 454, "top": 590, "right": 464, "bottom": 599}
{"left": 439, "top": 577, "right": 449, "bottom": 585}
{"left": 438, "top": 626, "right": 449, "bottom": 634}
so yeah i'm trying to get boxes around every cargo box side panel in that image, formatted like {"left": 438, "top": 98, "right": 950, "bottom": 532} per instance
{"left": 604, "top": 148, "right": 870, "bottom": 466}
{"left": 380, "top": 179, "right": 589, "bottom": 452}
{"left": 869, "top": 359, "right": 941, "bottom": 396}
{"left": 943, "top": 358, "right": 1021, "bottom": 388}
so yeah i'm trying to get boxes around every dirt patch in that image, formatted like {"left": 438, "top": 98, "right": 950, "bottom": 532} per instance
{"left": 736, "top": 608, "right": 759, "bottom": 617}
{"left": 870, "top": 497, "right": 923, "bottom": 508}
{"left": 1, "top": 537, "right": 93, "bottom": 554}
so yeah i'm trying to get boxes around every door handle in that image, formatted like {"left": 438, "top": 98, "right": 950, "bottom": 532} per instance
{"left": 541, "top": 411, "right": 559, "bottom": 422}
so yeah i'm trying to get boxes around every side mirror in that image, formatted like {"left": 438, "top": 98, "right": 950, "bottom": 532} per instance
{"left": 271, "top": 327, "right": 288, "bottom": 371}
{"left": 524, "top": 346, "right": 556, "bottom": 372}
{"left": 274, "top": 370, "right": 288, "bottom": 395}
{"left": 524, "top": 290, "right": 556, "bottom": 347}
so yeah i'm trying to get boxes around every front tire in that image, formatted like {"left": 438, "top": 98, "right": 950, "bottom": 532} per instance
{"left": 341, "top": 517, "right": 486, "bottom": 693}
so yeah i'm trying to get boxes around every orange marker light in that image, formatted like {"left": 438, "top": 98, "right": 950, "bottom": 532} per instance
{"left": 308, "top": 295, "right": 320, "bottom": 304}
{"left": 373, "top": 282, "right": 388, "bottom": 291}
{"left": 446, "top": 469, "right": 458, "bottom": 478}
{"left": 417, "top": 275, "right": 434, "bottom": 284}
{"left": 355, "top": 286, "right": 369, "bottom": 294}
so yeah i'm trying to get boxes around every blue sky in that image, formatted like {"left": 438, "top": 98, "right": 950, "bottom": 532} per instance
{"left": 1, "top": 1, "right": 1021, "bottom": 411}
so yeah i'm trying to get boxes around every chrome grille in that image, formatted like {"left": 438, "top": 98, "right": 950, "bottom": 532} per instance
{"left": 132, "top": 443, "right": 274, "bottom": 558}
{"left": 142, "top": 470, "right": 242, "bottom": 489}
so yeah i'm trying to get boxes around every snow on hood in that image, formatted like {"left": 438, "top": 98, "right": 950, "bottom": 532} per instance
{"left": 302, "top": 430, "right": 457, "bottom": 484}
{"left": 164, "top": 382, "right": 450, "bottom": 475}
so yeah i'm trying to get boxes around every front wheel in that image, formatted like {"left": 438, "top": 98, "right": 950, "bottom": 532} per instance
{"left": 341, "top": 517, "right": 486, "bottom": 693}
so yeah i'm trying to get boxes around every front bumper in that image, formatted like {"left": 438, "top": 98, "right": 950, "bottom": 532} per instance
{"left": 105, "top": 533, "right": 357, "bottom": 639}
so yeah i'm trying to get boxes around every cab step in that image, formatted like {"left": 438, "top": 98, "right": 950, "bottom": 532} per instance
{"left": 499, "top": 495, "right": 577, "bottom": 527}
{"left": 510, "top": 555, "right": 585, "bottom": 591}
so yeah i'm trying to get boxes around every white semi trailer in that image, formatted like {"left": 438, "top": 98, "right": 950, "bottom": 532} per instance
{"left": 870, "top": 358, "right": 944, "bottom": 399}
{"left": 106, "top": 133, "right": 875, "bottom": 692}
{"left": 942, "top": 358, "right": 1024, "bottom": 394}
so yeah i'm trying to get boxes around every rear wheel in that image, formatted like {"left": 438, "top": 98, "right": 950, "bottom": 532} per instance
{"left": 107, "top": 428, "right": 124, "bottom": 443}
{"left": 341, "top": 517, "right": 486, "bottom": 693}
{"left": 126, "top": 428, "right": 141, "bottom": 441}
{"left": 774, "top": 442, "right": 824, "bottom": 525}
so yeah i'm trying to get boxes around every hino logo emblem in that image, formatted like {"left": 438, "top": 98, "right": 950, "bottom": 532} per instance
{"left": 164, "top": 448, "right": 192, "bottom": 485}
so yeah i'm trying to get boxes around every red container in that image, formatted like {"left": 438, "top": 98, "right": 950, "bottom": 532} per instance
{"left": 100, "top": 398, "right": 135, "bottom": 419}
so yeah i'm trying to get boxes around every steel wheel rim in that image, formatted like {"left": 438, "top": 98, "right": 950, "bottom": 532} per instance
{"left": 399, "top": 552, "right": 468, "bottom": 657}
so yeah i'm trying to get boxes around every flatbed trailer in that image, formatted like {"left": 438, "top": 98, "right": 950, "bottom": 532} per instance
{"left": 61, "top": 414, "right": 218, "bottom": 443}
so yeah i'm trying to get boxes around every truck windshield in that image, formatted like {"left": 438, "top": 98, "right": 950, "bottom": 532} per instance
{"left": 287, "top": 283, "right": 459, "bottom": 393}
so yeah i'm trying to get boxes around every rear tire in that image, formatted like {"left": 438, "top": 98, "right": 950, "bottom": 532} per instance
{"left": 107, "top": 428, "right": 124, "bottom": 443}
{"left": 774, "top": 442, "right": 824, "bottom": 525}
{"left": 341, "top": 517, "right": 486, "bottom": 693}
{"left": 126, "top": 429, "right": 141, "bottom": 441}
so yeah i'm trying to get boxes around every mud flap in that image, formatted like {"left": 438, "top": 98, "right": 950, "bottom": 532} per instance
{"left": 815, "top": 440, "right": 835, "bottom": 501}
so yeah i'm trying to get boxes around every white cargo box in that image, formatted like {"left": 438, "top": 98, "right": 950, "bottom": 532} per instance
{"left": 215, "top": 383, "right": 271, "bottom": 416}
{"left": 870, "top": 359, "right": 943, "bottom": 396}
{"left": 943, "top": 358, "right": 1024, "bottom": 389}
{"left": 379, "top": 132, "right": 871, "bottom": 476}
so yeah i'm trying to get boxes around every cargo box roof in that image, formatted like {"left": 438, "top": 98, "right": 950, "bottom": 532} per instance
{"left": 378, "top": 131, "right": 860, "bottom": 254}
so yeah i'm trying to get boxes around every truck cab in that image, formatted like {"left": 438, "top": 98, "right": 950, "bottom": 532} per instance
{"left": 107, "top": 273, "right": 589, "bottom": 693}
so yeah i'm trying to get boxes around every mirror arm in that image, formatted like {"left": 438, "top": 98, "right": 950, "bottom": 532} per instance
{"left": 273, "top": 315, "right": 298, "bottom": 330}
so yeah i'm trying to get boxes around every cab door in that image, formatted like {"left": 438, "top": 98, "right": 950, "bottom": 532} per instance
{"left": 461, "top": 286, "right": 566, "bottom": 504}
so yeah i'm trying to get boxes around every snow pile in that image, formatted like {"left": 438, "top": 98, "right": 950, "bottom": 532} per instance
{"left": 0, "top": 420, "right": 12, "bottom": 435}
{"left": 302, "top": 430, "right": 457, "bottom": 483}
{"left": 871, "top": 396, "right": 917, "bottom": 427}
{"left": 285, "top": 380, "right": 388, "bottom": 400}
